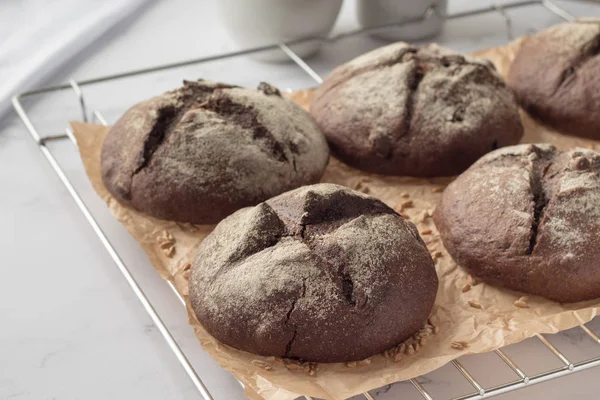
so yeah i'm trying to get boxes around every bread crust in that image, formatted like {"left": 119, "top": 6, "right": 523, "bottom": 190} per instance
{"left": 190, "top": 184, "right": 438, "bottom": 362}
{"left": 101, "top": 80, "right": 329, "bottom": 224}
{"left": 508, "top": 20, "right": 600, "bottom": 139}
{"left": 435, "top": 144, "right": 600, "bottom": 302}
{"left": 310, "top": 42, "right": 523, "bottom": 177}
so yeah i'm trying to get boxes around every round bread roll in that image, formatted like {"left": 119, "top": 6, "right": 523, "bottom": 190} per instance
{"left": 310, "top": 42, "right": 524, "bottom": 177}
{"left": 101, "top": 80, "right": 329, "bottom": 224}
{"left": 190, "top": 183, "right": 438, "bottom": 362}
{"left": 434, "top": 144, "right": 600, "bottom": 303}
{"left": 508, "top": 20, "right": 600, "bottom": 139}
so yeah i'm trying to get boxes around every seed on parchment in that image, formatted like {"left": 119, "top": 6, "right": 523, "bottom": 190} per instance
{"left": 451, "top": 341, "right": 468, "bottom": 350}
{"left": 419, "top": 336, "right": 428, "bottom": 346}
{"left": 406, "top": 344, "right": 415, "bottom": 356}
{"left": 514, "top": 300, "right": 529, "bottom": 308}
{"left": 432, "top": 187, "right": 445, "bottom": 193}
{"left": 357, "top": 359, "right": 372, "bottom": 367}
{"left": 353, "top": 180, "right": 371, "bottom": 193}
{"left": 466, "top": 274, "right": 480, "bottom": 286}
{"left": 514, "top": 296, "right": 529, "bottom": 308}
{"left": 431, "top": 251, "right": 443, "bottom": 261}
{"left": 285, "top": 361, "right": 301, "bottom": 371}
{"left": 251, "top": 360, "right": 273, "bottom": 371}
{"left": 468, "top": 300, "right": 483, "bottom": 310}
{"left": 421, "top": 229, "right": 433, "bottom": 235}
{"left": 414, "top": 343, "right": 421, "bottom": 352}
{"left": 176, "top": 222, "right": 199, "bottom": 233}
{"left": 462, "top": 284, "right": 471, "bottom": 293}
{"left": 394, "top": 352, "right": 403, "bottom": 362}
{"left": 401, "top": 192, "right": 410, "bottom": 198}
{"left": 398, "top": 343, "right": 406, "bottom": 354}
{"left": 162, "top": 245, "right": 175, "bottom": 258}
{"left": 401, "top": 200, "right": 414, "bottom": 208}
{"left": 346, "top": 361, "right": 357, "bottom": 368}
{"left": 182, "top": 263, "right": 191, "bottom": 272}
{"left": 307, "top": 365, "right": 317, "bottom": 376}
{"left": 299, "top": 362, "right": 318, "bottom": 376}
{"left": 159, "top": 241, "right": 174, "bottom": 249}
{"left": 158, "top": 230, "right": 174, "bottom": 242}
{"left": 420, "top": 211, "right": 432, "bottom": 222}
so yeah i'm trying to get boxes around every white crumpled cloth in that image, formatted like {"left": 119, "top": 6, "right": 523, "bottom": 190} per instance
{"left": 0, "top": 0, "right": 150, "bottom": 119}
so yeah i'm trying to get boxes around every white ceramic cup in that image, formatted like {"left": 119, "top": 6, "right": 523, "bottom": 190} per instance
{"left": 357, "top": 0, "right": 448, "bottom": 41}
{"left": 216, "top": 0, "right": 343, "bottom": 62}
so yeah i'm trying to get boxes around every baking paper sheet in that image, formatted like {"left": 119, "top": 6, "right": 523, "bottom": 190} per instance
{"left": 71, "top": 37, "right": 600, "bottom": 400}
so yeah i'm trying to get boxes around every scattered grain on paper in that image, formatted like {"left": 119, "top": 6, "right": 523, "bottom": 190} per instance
{"left": 251, "top": 360, "right": 272, "bottom": 371}
{"left": 468, "top": 300, "right": 483, "bottom": 309}
{"left": 462, "top": 284, "right": 471, "bottom": 293}
{"left": 285, "top": 362, "right": 301, "bottom": 371}
{"left": 401, "top": 200, "right": 414, "bottom": 208}
{"left": 514, "top": 300, "right": 529, "bottom": 308}
{"left": 421, "top": 211, "right": 431, "bottom": 222}
{"left": 451, "top": 341, "right": 468, "bottom": 350}
{"left": 467, "top": 274, "right": 480, "bottom": 286}
{"left": 346, "top": 361, "right": 357, "bottom": 368}
{"left": 159, "top": 230, "right": 173, "bottom": 242}
{"left": 162, "top": 245, "right": 175, "bottom": 258}
{"left": 432, "top": 187, "right": 445, "bottom": 193}
{"left": 352, "top": 180, "right": 371, "bottom": 193}
{"left": 159, "top": 241, "right": 174, "bottom": 249}
{"left": 357, "top": 359, "right": 372, "bottom": 367}
{"left": 400, "top": 192, "right": 410, "bottom": 198}
{"left": 421, "top": 229, "right": 433, "bottom": 235}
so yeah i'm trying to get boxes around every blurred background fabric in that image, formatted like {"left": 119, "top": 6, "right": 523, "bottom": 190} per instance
{"left": 0, "top": 0, "right": 150, "bottom": 119}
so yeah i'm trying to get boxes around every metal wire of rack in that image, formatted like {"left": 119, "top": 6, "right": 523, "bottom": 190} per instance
{"left": 11, "top": 1, "right": 600, "bottom": 399}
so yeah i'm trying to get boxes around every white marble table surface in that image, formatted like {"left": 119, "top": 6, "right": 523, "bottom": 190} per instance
{"left": 2, "top": 1, "right": 600, "bottom": 399}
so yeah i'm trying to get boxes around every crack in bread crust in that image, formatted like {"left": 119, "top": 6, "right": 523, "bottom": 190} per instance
{"left": 200, "top": 93, "right": 289, "bottom": 163}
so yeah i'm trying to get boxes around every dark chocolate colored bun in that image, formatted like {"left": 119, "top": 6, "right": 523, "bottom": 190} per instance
{"left": 190, "top": 183, "right": 438, "bottom": 362}
{"left": 508, "top": 20, "right": 600, "bottom": 139}
{"left": 435, "top": 144, "right": 600, "bottom": 303}
{"left": 310, "top": 42, "right": 523, "bottom": 177}
{"left": 101, "top": 80, "right": 329, "bottom": 224}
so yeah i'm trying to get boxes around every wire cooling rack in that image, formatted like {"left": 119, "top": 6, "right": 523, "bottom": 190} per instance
{"left": 12, "top": 1, "right": 600, "bottom": 399}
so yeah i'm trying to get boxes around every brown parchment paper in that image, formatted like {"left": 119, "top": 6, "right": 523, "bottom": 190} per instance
{"left": 71, "top": 37, "right": 600, "bottom": 400}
